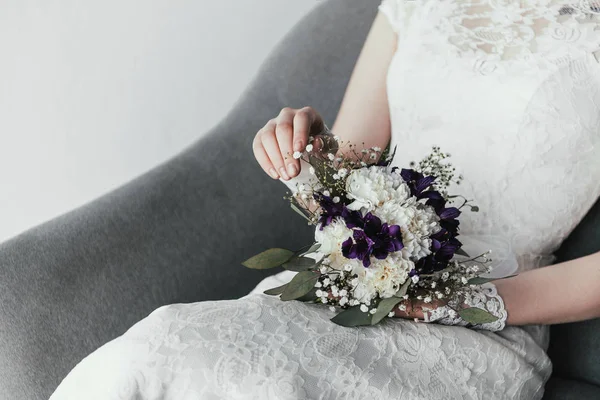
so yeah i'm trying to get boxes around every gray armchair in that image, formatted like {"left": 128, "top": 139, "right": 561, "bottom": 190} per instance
{"left": 0, "top": 1, "right": 597, "bottom": 398}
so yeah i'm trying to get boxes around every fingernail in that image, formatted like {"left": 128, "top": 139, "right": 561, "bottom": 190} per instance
{"left": 287, "top": 163, "right": 298, "bottom": 176}
{"left": 269, "top": 168, "right": 279, "bottom": 179}
{"left": 279, "top": 167, "right": 290, "bottom": 180}
{"left": 294, "top": 140, "right": 303, "bottom": 152}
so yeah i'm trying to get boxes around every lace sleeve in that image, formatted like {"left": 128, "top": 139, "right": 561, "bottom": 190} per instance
{"left": 423, "top": 282, "right": 508, "bottom": 332}
{"left": 378, "top": 0, "right": 418, "bottom": 35}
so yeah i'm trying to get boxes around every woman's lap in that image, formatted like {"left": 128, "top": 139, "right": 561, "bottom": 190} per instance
{"left": 51, "top": 294, "right": 552, "bottom": 400}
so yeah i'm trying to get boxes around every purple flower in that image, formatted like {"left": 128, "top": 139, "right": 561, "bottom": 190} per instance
{"left": 400, "top": 169, "right": 436, "bottom": 197}
{"left": 342, "top": 230, "right": 375, "bottom": 268}
{"left": 362, "top": 213, "right": 404, "bottom": 260}
{"left": 313, "top": 192, "right": 346, "bottom": 230}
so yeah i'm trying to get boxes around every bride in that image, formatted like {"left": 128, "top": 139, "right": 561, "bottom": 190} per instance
{"left": 51, "top": 1, "right": 600, "bottom": 399}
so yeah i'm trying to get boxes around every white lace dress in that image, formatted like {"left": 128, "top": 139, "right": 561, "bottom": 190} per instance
{"left": 51, "top": 1, "right": 600, "bottom": 399}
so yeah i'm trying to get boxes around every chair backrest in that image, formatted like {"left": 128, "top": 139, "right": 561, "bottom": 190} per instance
{"left": 548, "top": 198, "right": 600, "bottom": 387}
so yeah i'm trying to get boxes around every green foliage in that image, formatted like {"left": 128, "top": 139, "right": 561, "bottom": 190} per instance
{"left": 371, "top": 297, "right": 403, "bottom": 325}
{"left": 282, "top": 256, "right": 318, "bottom": 272}
{"left": 330, "top": 305, "right": 373, "bottom": 327}
{"left": 263, "top": 284, "right": 288, "bottom": 296}
{"left": 458, "top": 307, "right": 499, "bottom": 324}
{"left": 241, "top": 248, "right": 295, "bottom": 269}
{"left": 280, "top": 271, "right": 320, "bottom": 301}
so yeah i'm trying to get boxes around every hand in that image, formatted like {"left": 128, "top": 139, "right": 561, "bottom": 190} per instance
{"left": 393, "top": 298, "right": 446, "bottom": 321}
{"left": 252, "top": 106, "right": 326, "bottom": 181}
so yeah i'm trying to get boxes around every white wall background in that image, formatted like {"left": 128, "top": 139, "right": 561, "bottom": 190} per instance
{"left": 0, "top": 0, "right": 318, "bottom": 243}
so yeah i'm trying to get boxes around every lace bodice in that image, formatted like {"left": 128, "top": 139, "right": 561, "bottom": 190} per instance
{"left": 380, "top": 0, "right": 600, "bottom": 273}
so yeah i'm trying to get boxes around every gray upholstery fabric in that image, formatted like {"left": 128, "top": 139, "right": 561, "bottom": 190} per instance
{"left": 0, "top": 0, "right": 597, "bottom": 398}
{"left": 0, "top": 1, "right": 381, "bottom": 398}
{"left": 543, "top": 377, "right": 600, "bottom": 400}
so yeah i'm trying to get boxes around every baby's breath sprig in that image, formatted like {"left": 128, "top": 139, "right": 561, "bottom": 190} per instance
{"left": 410, "top": 146, "right": 461, "bottom": 198}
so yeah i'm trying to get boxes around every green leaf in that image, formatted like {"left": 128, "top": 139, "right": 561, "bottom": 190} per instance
{"left": 296, "top": 288, "right": 318, "bottom": 302}
{"left": 458, "top": 307, "right": 499, "bottom": 324}
{"left": 290, "top": 202, "right": 310, "bottom": 221}
{"left": 330, "top": 306, "right": 373, "bottom": 327}
{"left": 371, "top": 297, "right": 404, "bottom": 325}
{"left": 241, "top": 248, "right": 295, "bottom": 269}
{"left": 282, "top": 256, "right": 318, "bottom": 272}
{"left": 263, "top": 284, "right": 288, "bottom": 296}
{"left": 296, "top": 242, "right": 321, "bottom": 257}
{"left": 394, "top": 279, "right": 411, "bottom": 299}
{"left": 280, "top": 271, "right": 320, "bottom": 301}
{"left": 455, "top": 248, "right": 470, "bottom": 257}
{"left": 467, "top": 274, "right": 517, "bottom": 285}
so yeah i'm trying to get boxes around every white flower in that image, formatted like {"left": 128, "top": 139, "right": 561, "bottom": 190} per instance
{"left": 424, "top": 296, "right": 432, "bottom": 303}
{"left": 360, "top": 304, "right": 369, "bottom": 313}
{"left": 321, "top": 297, "right": 328, "bottom": 304}
{"left": 368, "top": 256, "right": 412, "bottom": 299}
{"left": 431, "top": 282, "right": 437, "bottom": 289}
{"left": 323, "top": 190, "right": 330, "bottom": 197}
{"left": 411, "top": 275, "right": 420, "bottom": 284}
{"left": 293, "top": 151, "right": 302, "bottom": 159}
{"left": 369, "top": 308, "right": 378, "bottom": 315}
{"left": 442, "top": 272, "right": 450, "bottom": 280}
{"left": 309, "top": 166, "right": 315, "bottom": 175}
{"left": 323, "top": 278, "right": 331, "bottom": 286}
{"left": 337, "top": 168, "right": 348, "bottom": 178}
{"left": 305, "top": 144, "right": 313, "bottom": 152}
{"left": 315, "top": 281, "right": 322, "bottom": 288}
{"left": 345, "top": 166, "right": 409, "bottom": 212}
{"left": 333, "top": 196, "right": 340, "bottom": 203}
{"left": 437, "top": 292, "right": 444, "bottom": 299}
{"left": 315, "top": 290, "right": 324, "bottom": 297}
{"left": 320, "top": 266, "right": 328, "bottom": 274}
{"left": 314, "top": 218, "right": 353, "bottom": 255}
{"left": 333, "top": 174, "right": 339, "bottom": 180}
{"left": 339, "top": 297, "right": 348, "bottom": 306}
{"left": 398, "top": 304, "right": 407, "bottom": 311}
{"left": 373, "top": 146, "right": 382, "bottom": 152}
{"left": 397, "top": 204, "right": 441, "bottom": 260}
{"left": 339, "top": 289, "right": 348, "bottom": 297}
{"left": 327, "top": 153, "right": 335, "bottom": 161}
{"left": 388, "top": 311, "right": 396, "bottom": 318}
{"left": 461, "top": 277, "right": 469, "bottom": 285}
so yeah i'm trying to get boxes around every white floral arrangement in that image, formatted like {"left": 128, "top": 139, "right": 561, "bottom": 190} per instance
{"left": 243, "top": 133, "right": 508, "bottom": 327}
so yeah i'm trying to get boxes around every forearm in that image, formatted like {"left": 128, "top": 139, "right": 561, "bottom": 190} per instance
{"left": 494, "top": 251, "right": 600, "bottom": 325}
{"left": 395, "top": 251, "right": 600, "bottom": 326}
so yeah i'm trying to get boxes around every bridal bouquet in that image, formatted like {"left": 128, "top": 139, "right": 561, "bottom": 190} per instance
{"left": 243, "top": 134, "right": 503, "bottom": 327}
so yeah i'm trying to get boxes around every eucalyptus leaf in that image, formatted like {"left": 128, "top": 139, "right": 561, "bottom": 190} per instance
{"left": 394, "top": 279, "right": 411, "bottom": 299}
{"left": 371, "top": 297, "right": 404, "bottom": 325}
{"left": 330, "top": 306, "right": 373, "bottom": 327}
{"left": 458, "top": 307, "right": 499, "bottom": 324}
{"left": 241, "top": 248, "right": 295, "bottom": 270}
{"left": 290, "top": 202, "right": 310, "bottom": 221}
{"left": 455, "top": 248, "right": 470, "bottom": 257}
{"left": 296, "top": 288, "right": 318, "bottom": 302}
{"left": 282, "top": 256, "right": 318, "bottom": 272}
{"left": 280, "top": 271, "right": 319, "bottom": 301}
{"left": 468, "top": 274, "right": 517, "bottom": 285}
{"left": 263, "top": 284, "right": 288, "bottom": 296}
{"left": 297, "top": 242, "right": 321, "bottom": 257}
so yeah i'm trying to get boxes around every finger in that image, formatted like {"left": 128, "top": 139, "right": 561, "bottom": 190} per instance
{"left": 262, "top": 119, "right": 290, "bottom": 180}
{"left": 253, "top": 134, "right": 279, "bottom": 179}
{"left": 292, "top": 107, "right": 313, "bottom": 153}
{"left": 275, "top": 108, "right": 297, "bottom": 179}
